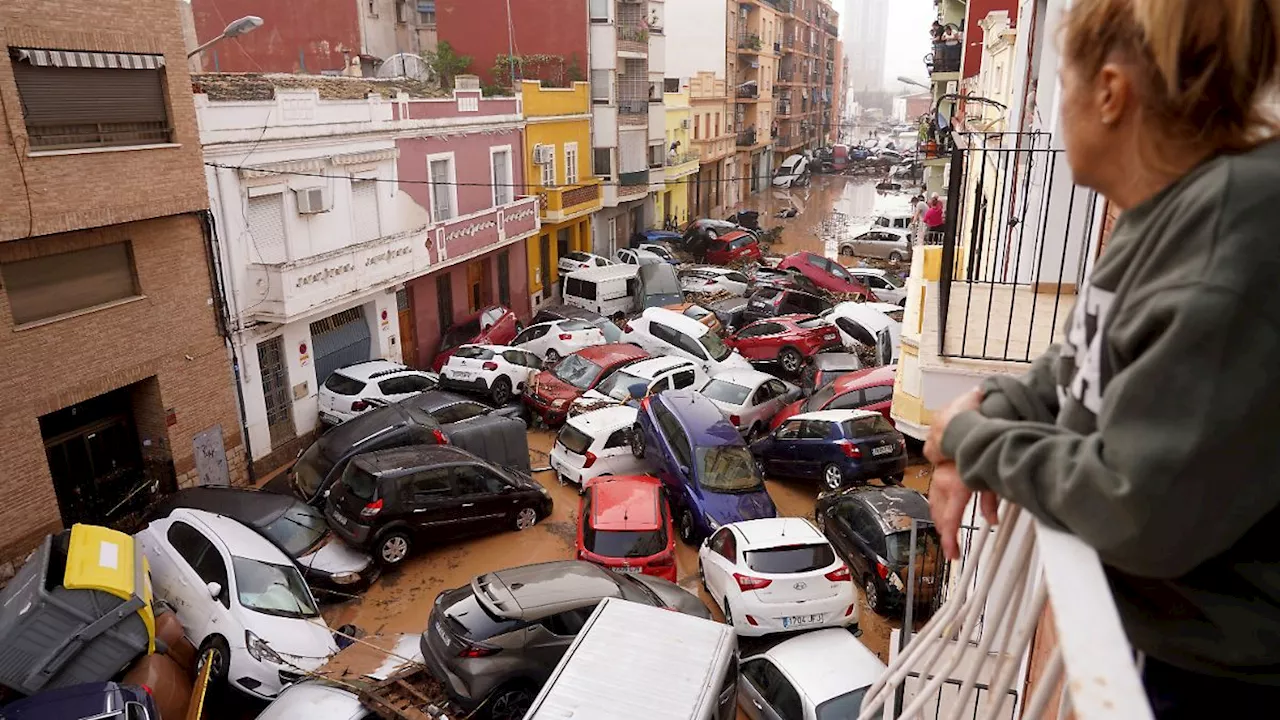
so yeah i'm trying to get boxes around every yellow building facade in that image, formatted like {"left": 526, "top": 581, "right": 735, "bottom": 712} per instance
{"left": 520, "top": 80, "right": 604, "bottom": 307}
{"left": 659, "top": 86, "right": 699, "bottom": 228}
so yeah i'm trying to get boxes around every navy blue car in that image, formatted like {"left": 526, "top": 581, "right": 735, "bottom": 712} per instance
{"left": 630, "top": 390, "right": 777, "bottom": 544}
{"left": 751, "top": 409, "right": 907, "bottom": 490}
{"left": 0, "top": 682, "right": 159, "bottom": 720}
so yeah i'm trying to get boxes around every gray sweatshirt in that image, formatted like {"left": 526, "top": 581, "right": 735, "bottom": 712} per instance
{"left": 941, "top": 139, "right": 1280, "bottom": 683}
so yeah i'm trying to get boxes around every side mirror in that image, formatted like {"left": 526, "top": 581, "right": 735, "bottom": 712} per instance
{"left": 206, "top": 581, "right": 222, "bottom": 600}
{"left": 679, "top": 465, "right": 690, "bottom": 476}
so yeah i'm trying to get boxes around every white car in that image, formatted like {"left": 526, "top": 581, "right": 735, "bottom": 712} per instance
{"left": 439, "top": 344, "right": 543, "bottom": 405}
{"left": 558, "top": 251, "right": 613, "bottom": 276}
{"left": 256, "top": 681, "right": 371, "bottom": 719}
{"left": 569, "top": 356, "right": 708, "bottom": 417}
{"left": 623, "top": 307, "right": 752, "bottom": 374}
{"left": 849, "top": 268, "right": 908, "bottom": 305}
{"left": 698, "top": 517, "right": 857, "bottom": 637}
{"left": 680, "top": 267, "right": 751, "bottom": 297}
{"left": 318, "top": 360, "right": 438, "bottom": 426}
{"left": 549, "top": 405, "right": 652, "bottom": 487}
{"left": 137, "top": 508, "right": 339, "bottom": 700}
{"left": 822, "top": 302, "right": 903, "bottom": 364}
{"left": 615, "top": 247, "right": 667, "bottom": 266}
{"left": 738, "top": 628, "right": 887, "bottom": 719}
{"left": 700, "top": 369, "right": 800, "bottom": 441}
{"left": 511, "top": 318, "right": 606, "bottom": 364}
{"left": 637, "top": 243, "right": 678, "bottom": 263}
{"left": 864, "top": 301, "right": 905, "bottom": 323}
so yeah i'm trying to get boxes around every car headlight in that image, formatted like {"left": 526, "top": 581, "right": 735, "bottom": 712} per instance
{"left": 329, "top": 571, "right": 361, "bottom": 585}
{"left": 552, "top": 398, "right": 568, "bottom": 408}
{"left": 704, "top": 513, "right": 721, "bottom": 531}
{"left": 245, "top": 630, "right": 283, "bottom": 664}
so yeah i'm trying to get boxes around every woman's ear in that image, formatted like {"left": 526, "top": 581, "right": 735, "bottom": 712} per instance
{"left": 1096, "top": 63, "right": 1132, "bottom": 127}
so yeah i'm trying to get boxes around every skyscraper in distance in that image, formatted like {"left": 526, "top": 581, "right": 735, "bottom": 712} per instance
{"left": 843, "top": 0, "right": 889, "bottom": 94}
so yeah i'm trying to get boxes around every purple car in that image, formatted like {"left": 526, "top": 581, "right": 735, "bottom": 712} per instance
{"left": 630, "top": 389, "right": 778, "bottom": 544}
{"left": 0, "top": 682, "right": 159, "bottom": 720}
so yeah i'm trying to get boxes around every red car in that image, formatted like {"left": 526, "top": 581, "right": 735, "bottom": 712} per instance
{"left": 776, "top": 251, "right": 876, "bottom": 299}
{"left": 522, "top": 343, "right": 649, "bottom": 425}
{"left": 725, "top": 314, "right": 843, "bottom": 375}
{"left": 770, "top": 364, "right": 897, "bottom": 429}
{"left": 705, "top": 230, "right": 763, "bottom": 265}
{"left": 432, "top": 305, "right": 521, "bottom": 371}
{"left": 576, "top": 474, "right": 677, "bottom": 582}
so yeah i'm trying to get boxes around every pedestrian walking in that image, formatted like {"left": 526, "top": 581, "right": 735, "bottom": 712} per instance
{"left": 923, "top": 0, "right": 1280, "bottom": 717}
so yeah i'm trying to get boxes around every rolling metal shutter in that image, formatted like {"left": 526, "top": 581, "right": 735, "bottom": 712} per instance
{"left": 310, "top": 307, "right": 372, "bottom": 385}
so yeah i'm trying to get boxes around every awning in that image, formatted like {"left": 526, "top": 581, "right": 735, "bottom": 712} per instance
{"left": 12, "top": 48, "right": 165, "bottom": 70}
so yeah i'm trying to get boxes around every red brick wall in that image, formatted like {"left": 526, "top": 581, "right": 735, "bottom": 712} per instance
{"left": 189, "top": 0, "right": 361, "bottom": 74}
{"left": 436, "top": 0, "right": 588, "bottom": 87}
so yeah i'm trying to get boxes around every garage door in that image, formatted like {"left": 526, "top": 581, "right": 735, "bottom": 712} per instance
{"left": 310, "top": 307, "right": 371, "bottom": 385}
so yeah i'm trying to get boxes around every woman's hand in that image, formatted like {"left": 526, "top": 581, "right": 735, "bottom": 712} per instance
{"left": 924, "top": 387, "right": 982, "bottom": 464}
{"left": 930, "top": 462, "right": 1001, "bottom": 560}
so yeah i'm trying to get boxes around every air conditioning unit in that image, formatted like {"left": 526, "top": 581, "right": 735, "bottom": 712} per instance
{"left": 533, "top": 144, "right": 554, "bottom": 164}
{"left": 680, "top": 119, "right": 690, "bottom": 129}
{"left": 294, "top": 186, "right": 332, "bottom": 214}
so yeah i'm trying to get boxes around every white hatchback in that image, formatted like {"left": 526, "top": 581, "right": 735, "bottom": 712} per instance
{"left": 137, "top": 508, "right": 339, "bottom": 699}
{"left": 317, "top": 360, "right": 438, "bottom": 426}
{"left": 623, "top": 307, "right": 752, "bottom": 375}
{"left": 680, "top": 267, "right": 751, "bottom": 297}
{"left": 568, "top": 356, "right": 708, "bottom": 417}
{"left": 615, "top": 247, "right": 667, "bottom": 266}
{"left": 439, "top": 344, "right": 543, "bottom": 405}
{"left": 700, "top": 369, "right": 800, "bottom": 441}
{"left": 549, "top": 405, "right": 653, "bottom": 487}
{"left": 558, "top": 251, "right": 614, "bottom": 276}
{"left": 848, "top": 268, "right": 908, "bottom": 306}
{"left": 512, "top": 318, "right": 606, "bottom": 364}
{"left": 738, "top": 628, "right": 887, "bottom": 720}
{"left": 698, "top": 517, "right": 857, "bottom": 637}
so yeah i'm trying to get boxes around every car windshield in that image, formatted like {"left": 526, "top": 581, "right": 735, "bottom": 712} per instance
{"left": 885, "top": 528, "right": 939, "bottom": 565}
{"left": 553, "top": 354, "right": 606, "bottom": 390}
{"left": 816, "top": 687, "right": 872, "bottom": 720}
{"left": 646, "top": 293, "right": 685, "bottom": 308}
{"left": 594, "top": 369, "right": 647, "bottom": 400}
{"left": 744, "top": 543, "right": 836, "bottom": 573}
{"left": 701, "top": 379, "right": 751, "bottom": 405}
{"left": 293, "top": 442, "right": 334, "bottom": 498}
{"left": 805, "top": 382, "right": 839, "bottom": 411}
{"left": 451, "top": 346, "right": 494, "bottom": 361}
{"left": 696, "top": 446, "right": 764, "bottom": 493}
{"left": 261, "top": 505, "right": 328, "bottom": 556}
{"left": 881, "top": 273, "right": 905, "bottom": 288}
{"left": 441, "top": 319, "right": 481, "bottom": 350}
{"left": 796, "top": 317, "right": 827, "bottom": 329}
{"left": 699, "top": 332, "right": 732, "bottom": 362}
{"left": 565, "top": 252, "right": 591, "bottom": 262}
{"left": 557, "top": 423, "right": 594, "bottom": 455}
{"left": 844, "top": 416, "right": 896, "bottom": 437}
{"left": 232, "top": 556, "right": 319, "bottom": 619}
{"left": 584, "top": 526, "right": 668, "bottom": 558}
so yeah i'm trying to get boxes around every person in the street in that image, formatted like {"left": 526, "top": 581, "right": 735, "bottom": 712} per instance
{"left": 923, "top": 0, "right": 1280, "bottom": 717}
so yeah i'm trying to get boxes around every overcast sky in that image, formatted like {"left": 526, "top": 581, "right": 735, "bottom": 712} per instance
{"left": 837, "top": 0, "right": 936, "bottom": 93}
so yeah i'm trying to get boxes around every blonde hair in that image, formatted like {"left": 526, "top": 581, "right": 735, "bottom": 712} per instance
{"left": 1063, "top": 0, "right": 1280, "bottom": 153}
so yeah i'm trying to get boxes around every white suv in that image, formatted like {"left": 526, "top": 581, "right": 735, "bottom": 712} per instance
{"left": 848, "top": 268, "right": 907, "bottom": 306}
{"left": 317, "top": 360, "right": 438, "bottom": 426}
{"left": 549, "top": 406, "right": 652, "bottom": 487}
{"left": 623, "top": 307, "right": 752, "bottom": 375}
{"left": 439, "top": 344, "right": 543, "bottom": 405}
{"left": 511, "top": 319, "right": 606, "bottom": 364}
{"left": 568, "top": 356, "right": 708, "bottom": 417}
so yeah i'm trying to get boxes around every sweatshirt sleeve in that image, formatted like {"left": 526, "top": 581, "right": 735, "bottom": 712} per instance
{"left": 969, "top": 345, "right": 1062, "bottom": 426}
{"left": 939, "top": 284, "right": 1280, "bottom": 579}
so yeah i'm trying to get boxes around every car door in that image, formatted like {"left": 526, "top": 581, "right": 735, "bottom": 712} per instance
{"left": 671, "top": 329, "right": 714, "bottom": 371}
{"left": 733, "top": 321, "right": 784, "bottom": 361}
{"left": 740, "top": 658, "right": 804, "bottom": 720}
{"left": 652, "top": 403, "right": 695, "bottom": 501}
{"left": 403, "top": 467, "right": 461, "bottom": 540}
{"left": 827, "top": 500, "right": 873, "bottom": 580}
{"left": 750, "top": 379, "right": 790, "bottom": 428}
{"left": 512, "top": 324, "right": 551, "bottom": 357}
{"left": 793, "top": 419, "right": 833, "bottom": 479}
{"left": 522, "top": 604, "right": 598, "bottom": 675}
{"left": 158, "top": 519, "right": 232, "bottom": 646}
{"left": 765, "top": 419, "right": 804, "bottom": 477}
{"left": 452, "top": 463, "right": 517, "bottom": 535}
{"left": 701, "top": 527, "right": 739, "bottom": 606}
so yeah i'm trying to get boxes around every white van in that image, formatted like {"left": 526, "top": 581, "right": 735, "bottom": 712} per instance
{"left": 563, "top": 264, "right": 640, "bottom": 318}
{"left": 773, "top": 153, "right": 810, "bottom": 188}
{"left": 524, "top": 597, "right": 739, "bottom": 720}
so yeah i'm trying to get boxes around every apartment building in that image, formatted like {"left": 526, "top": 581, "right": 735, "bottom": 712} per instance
{"left": 0, "top": 0, "right": 246, "bottom": 571}
{"left": 729, "top": 0, "right": 779, "bottom": 199}
{"left": 774, "top": 0, "right": 839, "bottom": 156}
{"left": 660, "top": 84, "right": 700, "bottom": 227}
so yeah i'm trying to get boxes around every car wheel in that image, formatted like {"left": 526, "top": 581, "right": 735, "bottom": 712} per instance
{"left": 889, "top": 251, "right": 904, "bottom": 263}
{"left": 678, "top": 508, "right": 698, "bottom": 545}
{"left": 755, "top": 456, "right": 768, "bottom": 480}
{"left": 778, "top": 347, "right": 804, "bottom": 375}
{"left": 630, "top": 423, "right": 646, "bottom": 459}
{"left": 513, "top": 506, "right": 539, "bottom": 530}
{"left": 864, "top": 576, "right": 884, "bottom": 614}
{"left": 196, "top": 635, "right": 230, "bottom": 684}
{"left": 376, "top": 531, "right": 412, "bottom": 566}
{"left": 544, "top": 348, "right": 561, "bottom": 364}
{"left": 487, "top": 683, "right": 536, "bottom": 720}
{"left": 840, "top": 245, "right": 854, "bottom": 256}
{"left": 885, "top": 472, "right": 904, "bottom": 486}
{"left": 746, "top": 424, "right": 763, "bottom": 444}
{"left": 823, "top": 463, "right": 845, "bottom": 490}
{"left": 491, "top": 377, "right": 512, "bottom": 406}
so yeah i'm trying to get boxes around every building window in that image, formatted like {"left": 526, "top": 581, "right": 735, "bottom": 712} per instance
{"left": 246, "top": 192, "right": 287, "bottom": 263}
{"left": 593, "top": 148, "right": 612, "bottom": 178}
{"left": 564, "top": 142, "right": 579, "bottom": 185}
{"left": 417, "top": 0, "right": 436, "bottom": 24}
{"left": 436, "top": 273, "right": 453, "bottom": 332}
{"left": 491, "top": 146, "right": 513, "bottom": 206}
{"left": 664, "top": 78, "right": 679, "bottom": 93}
{"left": 590, "top": 70, "right": 610, "bottom": 103}
{"left": 497, "top": 251, "right": 511, "bottom": 307}
{"left": 1, "top": 242, "right": 139, "bottom": 326}
{"left": 648, "top": 143, "right": 663, "bottom": 168}
{"left": 540, "top": 144, "right": 557, "bottom": 187}
{"left": 693, "top": 115, "right": 700, "bottom": 140}
{"left": 10, "top": 49, "right": 172, "bottom": 151}
{"left": 715, "top": 112, "right": 721, "bottom": 136}
{"left": 589, "top": 0, "right": 609, "bottom": 22}
{"left": 351, "top": 179, "right": 380, "bottom": 243}
{"left": 427, "top": 154, "right": 456, "bottom": 223}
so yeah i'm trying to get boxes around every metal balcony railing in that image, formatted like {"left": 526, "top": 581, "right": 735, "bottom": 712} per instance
{"left": 931, "top": 41, "right": 962, "bottom": 74}
{"left": 736, "top": 129, "right": 758, "bottom": 147}
{"left": 738, "top": 32, "right": 762, "bottom": 50}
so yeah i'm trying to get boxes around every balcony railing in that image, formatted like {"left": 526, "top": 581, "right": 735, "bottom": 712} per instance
{"left": 617, "top": 24, "right": 650, "bottom": 53}
{"left": 736, "top": 129, "right": 758, "bottom": 147}
{"left": 618, "top": 170, "right": 648, "bottom": 186}
{"left": 738, "top": 32, "right": 763, "bottom": 51}
{"left": 537, "top": 178, "right": 603, "bottom": 222}
{"left": 736, "top": 84, "right": 759, "bottom": 99}
{"left": 930, "top": 40, "right": 962, "bottom": 74}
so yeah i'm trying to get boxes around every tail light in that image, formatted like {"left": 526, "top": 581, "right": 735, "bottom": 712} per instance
{"left": 623, "top": 321, "right": 634, "bottom": 333}
{"left": 729, "top": 414, "right": 741, "bottom": 427}
{"left": 457, "top": 644, "right": 500, "bottom": 659}
{"left": 559, "top": 333, "right": 573, "bottom": 340}
{"left": 351, "top": 400, "right": 369, "bottom": 412}
{"left": 483, "top": 361, "right": 498, "bottom": 371}
{"left": 583, "top": 451, "right": 597, "bottom": 468}
{"left": 837, "top": 440, "right": 862, "bottom": 458}
{"left": 432, "top": 428, "right": 449, "bottom": 445}
{"left": 825, "top": 565, "right": 852, "bottom": 582}
{"left": 844, "top": 603, "right": 856, "bottom": 617}
{"left": 734, "top": 573, "right": 773, "bottom": 591}
{"left": 744, "top": 614, "right": 759, "bottom": 626}
{"left": 360, "top": 498, "right": 383, "bottom": 519}
{"left": 876, "top": 562, "right": 890, "bottom": 579}
{"left": 140, "top": 685, "right": 154, "bottom": 696}
{"left": 651, "top": 552, "right": 675, "bottom": 567}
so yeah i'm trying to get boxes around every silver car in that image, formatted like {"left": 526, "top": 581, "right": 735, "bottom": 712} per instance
{"left": 700, "top": 368, "right": 800, "bottom": 442}
{"left": 838, "top": 227, "right": 914, "bottom": 263}
{"left": 739, "top": 628, "right": 886, "bottom": 720}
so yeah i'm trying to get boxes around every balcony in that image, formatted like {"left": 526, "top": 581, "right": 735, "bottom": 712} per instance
{"left": 930, "top": 40, "right": 963, "bottom": 75}
{"left": 777, "top": 69, "right": 795, "bottom": 84}
{"left": 736, "top": 128, "right": 759, "bottom": 147}
{"left": 617, "top": 97, "right": 648, "bottom": 125}
{"left": 664, "top": 151, "right": 699, "bottom": 180}
{"left": 736, "top": 82, "right": 759, "bottom": 99}
{"left": 617, "top": 24, "right": 649, "bottom": 56}
{"left": 783, "top": 36, "right": 796, "bottom": 50}
{"left": 537, "top": 178, "right": 603, "bottom": 223}
{"left": 776, "top": 102, "right": 792, "bottom": 117}
{"left": 737, "top": 33, "right": 763, "bottom": 52}
{"left": 692, "top": 135, "right": 735, "bottom": 162}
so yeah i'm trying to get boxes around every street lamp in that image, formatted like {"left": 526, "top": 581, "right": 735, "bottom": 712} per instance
{"left": 188, "top": 16, "right": 264, "bottom": 58}
{"left": 896, "top": 76, "right": 930, "bottom": 90}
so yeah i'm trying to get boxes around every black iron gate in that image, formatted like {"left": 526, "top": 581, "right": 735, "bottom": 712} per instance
{"left": 310, "top": 306, "right": 371, "bottom": 385}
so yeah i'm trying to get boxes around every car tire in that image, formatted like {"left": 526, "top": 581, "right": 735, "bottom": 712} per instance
{"left": 864, "top": 575, "right": 884, "bottom": 614}
{"left": 885, "top": 472, "right": 904, "bottom": 486}
{"left": 889, "top": 251, "right": 905, "bottom": 263}
{"left": 746, "top": 423, "right": 764, "bottom": 444}
{"left": 375, "top": 531, "right": 412, "bottom": 567}
{"left": 196, "top": 635, "right": 231, "bottom": 684}
{"left": 678, "top": 508, "right": 698, "bottom": 546}
{"left": 630, "top": 423, "right": 646, "bottom": 459}
{"left": 823, "top": 463, "right": 845, "bottom": 491}
{"left": 755, "top": 455, "right": 768, "bottom": 480}
{"left": 544, "top": 349, "right": 561, "bottom": 365}
{"left": 490, "top": 377, "right": 513, "bottom": 406}
{"left": 840, "top": 245, "right": 854, "bottom": 256}
{"left": 513, "top": 506, "right": 539, "bottom": 530}
{"left": 486, "top": 683, "right": 536, "bottom": 720}
{"left": 778, "top": 347, "right": 804, "bottom": 375}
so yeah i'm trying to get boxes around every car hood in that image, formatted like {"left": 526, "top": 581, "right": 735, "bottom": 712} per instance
{"left": 528, "top": 371, "right": 582, "bottom": 400}
{"left": 240, "top": 612, "right": 338, "bottom": 661}
{"left": 297, "top": 534, "right": 374, "bottom": 576}
{"left": 631, "top": 576, "right": 714, "bottom": 619}
{"left": 700, "top": 486, "right": 777, "bottom": 524}
{"left": 719, "top": 352, "right": 753, "bottom": 371}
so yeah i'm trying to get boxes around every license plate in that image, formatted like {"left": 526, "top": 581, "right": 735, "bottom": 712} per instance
{"left": 782, "top": 613, "right": 824, "bottom": 628}
{"left": 872, "top": 445, "right": 893, "bottom": 457}
{"left": 452, "top": 371, "right": 473, "bottom": 380}
{"left": 612, "top": 566, "right": 641, "bottom": 574}
{"left": 331, "top": 510, "right": 349, "bottom": 526}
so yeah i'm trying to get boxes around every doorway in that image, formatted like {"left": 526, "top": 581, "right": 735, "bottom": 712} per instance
{"left": 257, "top": 336, "right": 296, "bottom": 449}
{"left": 396, "top": 287, "right": 417, "bottom": 366}
{"left": 540, "top": 234, "right": 552, "bottom": 302}
{"left": 630, "top": 204, "right": 645, "bottom": 237}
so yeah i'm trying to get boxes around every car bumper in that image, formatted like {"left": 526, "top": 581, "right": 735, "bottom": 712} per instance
{"left": 843, "top": 455, "right": 908, "bottom": 483}
{"left": 303, "top": 564, "right": 381, "bottom": 597}
{"left": 230, "top": 648, "right": 330, "bottom": 700}
{"left": 548, "top": 448, "right": 589, "bottom": 486}
{"left": 730, "top": 589, "right": 858, "bottom": 637}
{"left": 522, "top": 393, "right": 568, "bottom": 425}
{"left": 439, "top": 374, "right": 491, "bottom": 394}
{"left": 420, "top": 631, "right": 485, "bottom": 710}
{"left": 325, "top": 510, "right": 375, "bottom": 550}
{"left": 318, "top": 410, "right": 351, "bottom": 427}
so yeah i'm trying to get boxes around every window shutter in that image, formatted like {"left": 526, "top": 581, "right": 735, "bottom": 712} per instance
{"left": 352, "top": 180, "right": 380, "bottom": 243}
{"left": 11, "top": 63, "right": 170, "bottom": 149}
{"left": 247, "top": 194, "right": 287, "bottom": 263}
{"left": 2, "top": 242, "right": 138, "bottom": 325}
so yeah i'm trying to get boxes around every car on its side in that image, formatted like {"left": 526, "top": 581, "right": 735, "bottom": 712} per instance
{"left": 623, "top": 307, "right": 751, "bottom": 375}
{"left": 752, "top": 409, "right": 906, "bottom": 490}
{"left": 136, "top": 508, "right": 339, "bottom": 700}
{"left": 557, "top": 251, "right": 613, "bottom": 277}
{"left": 700, "top": 369, "right": 800, "bottom": 442}
{"left": 738, "top": 628, "right": 887, "bottom": 719}
{"left": 433, "top": 306, "right": 522, "bottom": 372}
{"left": 149, "top": 487, "right": 376, "bottom": 596}
{"left": 705, "top": 230, "right": 763, "bottom": 266}
{"left": 776, "top": 251, "right": 875, "bottom": 299}
{"left": 631, "top": 390, "right": 777, "bottom": 544}
{"left": 568, "top": 356, "right": 707, "bottom": 417}
{"left": 511, "top": 319, "right": 606, "bottom": 364}
{"left": 549, "top": 406, "right": 652, "bottom": 487}
{"left": 637, "top": 263, "right": 685, "bottom": 309}
{"left": 615, "top": 247, "right": 667, "bottom": 267}
{"left": 531, "top": 304, "right": 624, "bottom": 343}
{"left": 317, "top": 360, "right": 438, "bottom": 427}
{"left": 725, "top": 314, "right": 843, "bottom": 375}
{"left": 680, "top": 267, "right": 751, "bottom": 297}
{"left": 0, "top": 682, "right": 161, "bottom": 720}
{"left": 420, "top": 561, "right": 710, "bottom": 719}
{"left": 698, "top": 518, "right": 856, "bottom": 637}
{"left": 439, "top": 344, "right": 543, "bottom": 406}
{"left": 664, "top": 302, "right": 724, "bottom": 334}
{"left": 839, "top": 227, "right": 914, "bottom": 264}
{"left": 325, "top": 444, "right": 553, "bottom": 566}
{"left": 823, "top": 301, "right": 903, "bottom": 364}
{"left": 800, "top": 352, "right": 864, "bottom": 397}
{"left": 522, "top": 344, "right": 650, "bottom": 426}
{"left": 742, "top": 286, "right": 833, "bottom": 325}
{"left": 849, "top": 267, "right": 908, "bottom": 305}
{"left": 816, "top": 486, "right": 941, "bottom": 615}
{"left": 772, "top": 364, "right": 898, "bottom": 429}
{"left": 682, "top": 218, "right": 751, "bottom": 247}
{"left": 772, "top": 153, "right": 810, "bottom": 188}
{"left": 577, "top": 475, "right": 677, "bottom": 582}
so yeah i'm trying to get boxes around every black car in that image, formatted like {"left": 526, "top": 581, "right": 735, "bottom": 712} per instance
{"left": 815, "top": 486, "right": 942, "bottom": 614}
{"left": 708, "top": 296, "right": 751, "bottom": 333}
{"left": 742, "top": 286, "right": 833, "bottom": 323}
{"left": 800, "top": 352, "right": 864, "bottom": 396}
{"left": 682, "top": 218, "right": 757, "bottom": 257}
{"left": 532, "top": 304, "right": 624, "bottom": 343}
{"left": 0, "top": 682, "right": 160, "bottom": 720}
{"left": 325, "top": 445, "right": 553, "bottom": 566}
{"left": 149, "top": 486, "right": 377, "bottom": 595}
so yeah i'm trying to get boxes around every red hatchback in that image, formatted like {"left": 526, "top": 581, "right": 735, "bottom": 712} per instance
{"left": 770, "top": 364, "right": 898, "bottom": 428}
{"left": 432, "top": 305, "right": 521, "bottom": 371}
{"left": 705, "top": 230, "right": 763, "bottom": 265}
{"left": 776, "top": 251, "right": 876, "bottom": 299}
{"left": 576, "top": 475, "right": 678, "bottom": 582}
{"left": 725, "top": 314, "right": 843, "bottom": 375}
{"left": 522, "top": 343, "right": 649, "bottom": 425}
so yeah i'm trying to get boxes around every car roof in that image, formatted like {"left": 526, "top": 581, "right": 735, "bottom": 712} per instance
{"left": 400, "top": 389, "right": 485, "bottom": 414}
{"left": 566, "top": 264, "right": 640, "bottom": 282}
{"left": 656, "top": 390, "right": 743, "bottom": 446}
{"left": 478, "top": 561, "right": 622, "bottom": 619}
{"left": 758, "top": 629, "right": 887, "bottom": 704}
{"left": 535, "top": 304, "right": 604, "bottom": 321}
{"left": 316, "top": 402, "right": 441, "bottom": 459}
{"left": 812, "top": 353, "right": 862, "bottom": 370}
{"left": 588, "top": 475, "right": 663, "bottom": 531}
{"left": 641, "top": 230, "right": 682, "bottom": 241}
{"left": 845, "top": 486, "right": 933, "bottom": 530}
{"left": 173, "top": 508, "right": 293, "bottom": 564}
{"left": 621, "top": 355, "right": 697, "bottom": 378}
{"left": 566, "top": 405, "right": 639, "bottom": 434}
{"left": 461, "top": 343, "right": 520, "bottom": 353}
{"left": 862, "top": 226, "right": 913, "bottom": 238}
{"left": 258, "top": 681, "right": 365, "bottom": 719}
{"left": 641, "top": 307, "right": 712, "bottom": 337}
{"left": 864, "top": 302, "right": 901, "bottom": 314}
{"left": 157, "top": 486, "right": 296, "bottom": 528}
{"left": 715, "top": 230, "right": 753, "bottom": 242}
{"left": 577, "top": 343, "right": 650, "bottom": 364}
{"left": 849, "top": 267, "right": 890, "bottom": 277}
{"left": 731, "top": 517, "right": 823, "bottom": 548}
{"left": 791, "top": 409, "right": 881, "bottom": 423}
{"left": 351, "top": 444, "right": 472, "bottom": 477}
{"left": 833, "top": 364, "right": 897, "bottom": 391}
{"left": 706, "top": 367, "right": 775, "bottom": 389}
{"left": 333, "top": 360, "right": 412, "bottom": 382}
{"left": 686, "top": 266, "right": 738, "bottom": 276}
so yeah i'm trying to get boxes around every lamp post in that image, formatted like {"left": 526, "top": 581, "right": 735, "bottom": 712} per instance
{"left": 896, "top": 76, "right": 930, "bottom": 90}
{"left": 188, "top": 16, "right": 264, "bottom": 58}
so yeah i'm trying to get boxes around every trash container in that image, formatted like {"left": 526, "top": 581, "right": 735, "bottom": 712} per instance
{"left": 0, "top": 524, "right": 156, "bottom": 694}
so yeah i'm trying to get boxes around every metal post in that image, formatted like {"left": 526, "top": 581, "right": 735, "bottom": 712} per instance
{"left": 894, "top": 518, "right": 921, "bottom": 717}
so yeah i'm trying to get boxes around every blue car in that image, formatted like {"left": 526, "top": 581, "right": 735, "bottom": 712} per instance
{"left": 630, "top": 390, "right": 777, "bottom": 543}
{"left": 751, "top": 409, "right": 907, "bottom": 491}
{"left": 0, "top": 682, "right": 160, "bottom": 720}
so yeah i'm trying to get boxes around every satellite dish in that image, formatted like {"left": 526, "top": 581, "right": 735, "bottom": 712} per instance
{"left": 377, "top": 53, "right": 436, "bottom": 84}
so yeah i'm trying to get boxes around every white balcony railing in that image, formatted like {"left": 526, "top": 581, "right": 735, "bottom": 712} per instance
{"left": 859, "top": 503, "right": 1153, "bottom": 720}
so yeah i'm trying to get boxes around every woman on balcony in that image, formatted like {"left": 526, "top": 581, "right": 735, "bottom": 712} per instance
{"left": 924, "top": 0, "right": 1280, "bottom": 716}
